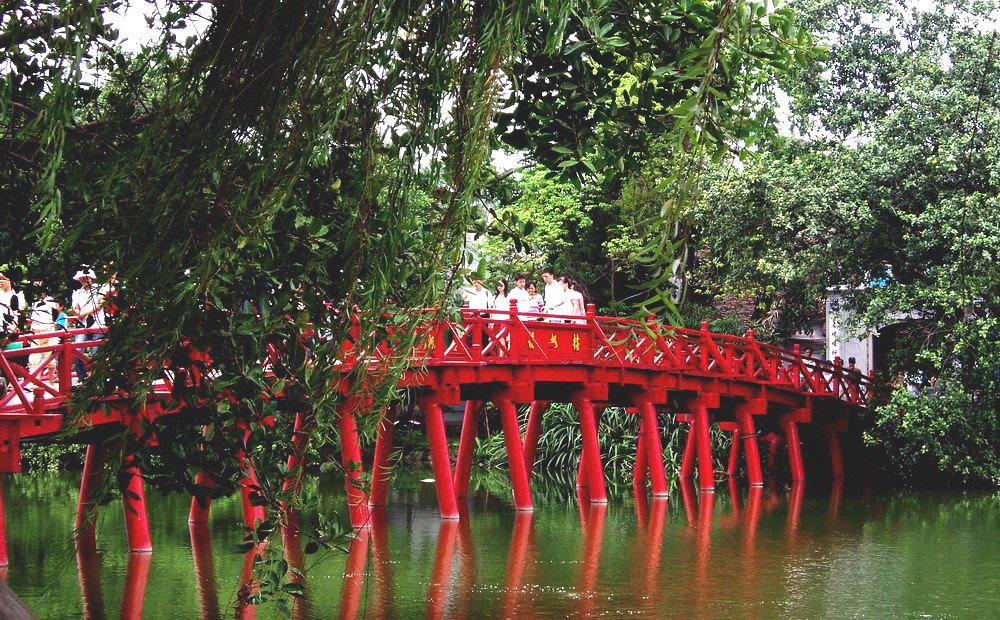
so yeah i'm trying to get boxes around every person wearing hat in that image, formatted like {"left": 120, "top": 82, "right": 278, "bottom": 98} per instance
{"left": 70, "top": 267, "right": 106, "bottom": 379}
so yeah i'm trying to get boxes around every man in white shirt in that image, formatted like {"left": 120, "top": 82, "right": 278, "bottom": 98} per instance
{"left": 507, "top": 273, "right": 532, "bottom": 313}
{"left": 461, "top": 278, "right": 492, "bottom": 311}
{"left": 71, "top": 267, "right": 106, "bottom": 379}
{"left": 0, "top": 272, "right": 26, "bottom": 332}
{"left": 541, "top": 267, "right": 565, "bottom": 318}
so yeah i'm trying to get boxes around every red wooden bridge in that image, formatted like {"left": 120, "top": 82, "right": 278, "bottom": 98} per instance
{"left": 0, "top": 302, "right": 871, "bottom": 565}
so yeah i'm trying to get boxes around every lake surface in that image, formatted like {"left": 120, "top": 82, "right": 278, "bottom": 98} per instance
{"left": 4, "top": 470, "right": 999, "bottom": 618}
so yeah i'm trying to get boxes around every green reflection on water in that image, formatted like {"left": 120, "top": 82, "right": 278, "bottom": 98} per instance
{"left": 4, "top": 471, "right": 999, "bottom": 618}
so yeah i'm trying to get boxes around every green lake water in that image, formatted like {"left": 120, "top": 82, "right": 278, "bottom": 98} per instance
{"left": 4, "top": 471, "right": 999, "bottom": 618}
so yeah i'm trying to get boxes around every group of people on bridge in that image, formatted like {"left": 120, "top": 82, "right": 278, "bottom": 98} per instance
{"left": 462, "top": 267, "right": 586, "bottom": 322}
{"left": 0, "top": 265, "right": 116, "bottom": 389}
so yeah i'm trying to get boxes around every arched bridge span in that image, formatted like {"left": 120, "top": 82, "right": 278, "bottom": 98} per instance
{"left": 0, "top": 304, "right": 871, "bottom": 563}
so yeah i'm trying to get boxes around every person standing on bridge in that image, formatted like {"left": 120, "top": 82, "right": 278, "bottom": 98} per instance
{"left": 564, "top": 278, "right": 586, "bottom": 323}
{"left": 28, "top": 282, "right": 61, "bottom": 384}
{"left": 71, "top": 267, "right": 107, "bottom": 379}
{"left": 508, "top": 273, "right": 532, "bottom": 313}
{"left": 461, "top": 277, "right": 492, "bottom": 312}
{"left": 462, "top": 277, "right": 492, "bottom": 347}
{"left": 541, "top": 267, "right": 564, "bottom": 320}
{"left": 526, "top": 281, "right": 544, "bottom": 317}
{"left": 0, "top": 272, "right": 25, "bottom": 333}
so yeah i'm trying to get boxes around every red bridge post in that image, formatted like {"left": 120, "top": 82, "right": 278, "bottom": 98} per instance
{"left": 636, "top": 400, "right": 669, "bottom": 497}
{"left": 236, "top": 421, "right": 266, "bottom": 530}
{"left": 121, "top": 451, "right": 153, "bottom": 553}
{"left": 337, "top": 395, "right": 372, "bottom": 528}
{"left": 369, "top": 405, "right": 397, "bottom": 507}
{"left": 453, "top": 401, "right": 482, "bottom": 499}
{"left": 492, "top": 397, "right": 534, "bottom": 511}
{"left": 419, "top": 393, "right": 460, "bottom": 520}
{"left": 522, "top": 401, "right": 549, "bottom": 476}
{"left": 572, "top": 392, "right": 607, "bottom": 503}
{"left": 281, "top": 411, "right": 315, "bottom": 514}
{"left": 733, "top": 398, "right": 767, "bottom": 486}
{"left": 75, "top": 443, "right": 108, "bottom": 544}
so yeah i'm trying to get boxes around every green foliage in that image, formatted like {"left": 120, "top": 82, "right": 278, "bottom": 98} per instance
{"left": 20, "top": 441, "right": 86, "bottom": 472}
{"left": 691, "top": 0, "right": 1000, "bottom": 484}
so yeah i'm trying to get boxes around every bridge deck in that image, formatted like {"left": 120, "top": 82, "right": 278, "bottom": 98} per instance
{"left": 0, "top": 305, "right": 871, "bottom": 564}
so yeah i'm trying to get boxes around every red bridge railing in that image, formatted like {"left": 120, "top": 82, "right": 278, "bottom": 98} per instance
{"left": 342, "top": 304, "right": 872, "bottom": 406}
{"left": 0, "top": 305, "right": 871, "bottom": 418}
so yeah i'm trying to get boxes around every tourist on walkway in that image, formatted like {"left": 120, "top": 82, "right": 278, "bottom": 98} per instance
{"left": 462, "top": 278, "right": 492, "bottom": 347}
{"left": 508, "top": 273, "right": 532, "bottom": 313}
{"left": 541, "top": 267, "right": 564, "bottom": 319}
{"left": 491, "top": 279, "right": 509, "bottom": 319}
{"left": 462, "top": 278, "right": 492, "bottom": 311}
{"left": 28, "top": 282, "right": 62, "bottom": 384}
{"left": 526, "top": 281, "right": 544, "bottom": 317}
{"left": 0, "top": 272, "right": 25, "bottom": 332}
{"left": 565, "top": 278, "right": 586, "bottom": 323}
{"left": 71, "top": 267, "right": 107, "bottom": 379}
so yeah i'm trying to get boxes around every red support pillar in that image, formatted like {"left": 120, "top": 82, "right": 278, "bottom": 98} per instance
{"left": 522, "top": 401, "right": 548, "bottom": 475}
{"left": 780, "top": 416, "right": 806, "bottom": 483}
{"left": 693, "top": 403, "right": 715, "bottom": 492}
{"left": 735, "top": 411, "right": 764, "bottom": 486}
{"left": 494, "top": 398, "right": 534, "bottom": 512}
{"left": 633, "top": 423, "right": 648, "bottom": 489}
{"left": 76, "top": 443, "right": 108, "bottom": 543}
{"left": 237, "top": 443, "right": 266, "bottom": 530}
{"left": 679, "top": 419, "right": 696, "bottom": 480}
{"left": 827, "top": 431, "right": 844, "bottom": 479}
{"left": 726, "top": 429, "right": 740, "bottom": 476}
{"left": 188, "top": 470, "right": 213, "bottom": 524}
{"left": 281, "top": 411, "right": 314, "bottom": 513}
{"left": 576, "top": 452, "right": 588, "bottom": 488}
{"left": 639, "top": 402, "right": 669, "bottom": 497}
{"left": 338, "top": 398, "right": 371, "bottom": 528}
{"left": 453, "top": 401, "right": 481, "bottom": 499}
{"left": 573, "top": 396, "right": 607, "bottom": 503}
{"left": 370, "top": 406, "right": 397, "bottom": 507}
{"left": 420, "top": 395, "right": 460, "bottom": 520}
{"left": 189, "top": 424, "right": 214, "bottom": 524}
{"left": 120, "top": 452, "right": 152, "bottom": 553}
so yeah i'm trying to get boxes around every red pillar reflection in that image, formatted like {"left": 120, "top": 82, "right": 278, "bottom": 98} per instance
{"left": 236, "top": 543, "right": 266, "bottom": 620}
{"left": 577, "top": 502, "right": 607, "bottom": 617}
{"left": 76, "top": 532, "right": 104, "bottom": 619}
{"left": 282, "top": 514, "right": 309, "bottom": 620}
{"left": 426, "top": 519, "right": 459, "bottom": 619}
{"left": 369, "top": 508, "right": 394, "bottom": 618}
{"left": 453, "top": 505, "right": 477, "bottom": 619}
{"left": 692, "top": 490, "right": 715, "bottom": 619}
{"left": 642, "top": 499, "right": 667, "bottom": 601}
{"left": 502, "top": 512, "right": 536, "bottom": 618}
{"left": 119, "top": 551, "right": 151, "bottom": 619}
{"left": 786, "top": 482, "right": 805, "bottom": 541}
{"left": 337, "top": 529, "right": 370, "bottom": 620}
{"left": 679, "top": 477, "right": 698, "bottom": 527}
{"left": 189, "top": 523, "right": 220, "bottom": 619}
{"left": 828, "top": 479, "right": 844, "bottom": 522}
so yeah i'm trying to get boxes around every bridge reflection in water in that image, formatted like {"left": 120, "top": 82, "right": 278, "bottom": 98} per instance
{"left": 59, "top": 478, "right": 847, "bottom": 618}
